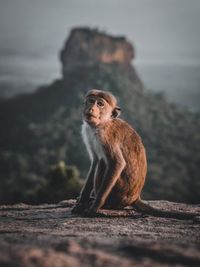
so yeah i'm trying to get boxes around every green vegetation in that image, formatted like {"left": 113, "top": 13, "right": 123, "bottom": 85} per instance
{"left": 37, "top": 161, "right": 83, "bottom": 203}
{"left": 0, "top": 159, "right": 83, "bottom": 204}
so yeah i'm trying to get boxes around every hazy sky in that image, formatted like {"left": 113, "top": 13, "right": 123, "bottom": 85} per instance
{"left": 0, "top": 0, "right": 200, "bottom": 90}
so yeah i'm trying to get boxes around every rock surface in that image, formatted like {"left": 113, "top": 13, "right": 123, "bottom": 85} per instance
{"left": 0, "top": 200, "right": 200, "bottom": 267}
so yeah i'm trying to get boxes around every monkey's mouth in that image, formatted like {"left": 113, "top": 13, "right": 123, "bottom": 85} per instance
{"left": 85, "top": 114, "right": 97, "bottom": 120}
{"left": 85, "top": 114, "right": 98, "bottom": 123}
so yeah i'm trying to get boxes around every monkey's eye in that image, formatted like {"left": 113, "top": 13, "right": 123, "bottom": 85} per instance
{"left": 97, "top": 101, "right": 105, "bottom": 108}
{"left": 86, "top": 98, "right": 95, "bottom": 105}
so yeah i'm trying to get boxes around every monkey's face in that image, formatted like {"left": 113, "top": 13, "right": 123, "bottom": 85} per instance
{"left": 83, "top": 96, "right": 113, "bottom": 126}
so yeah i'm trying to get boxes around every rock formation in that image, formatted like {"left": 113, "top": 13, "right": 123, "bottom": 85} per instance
{"left": 60, "top": 28, "right": 134, "bottom": 75}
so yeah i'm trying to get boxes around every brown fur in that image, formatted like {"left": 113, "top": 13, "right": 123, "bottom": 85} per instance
{"left": 95, "top": 118, "right": 147, "bottom": 208}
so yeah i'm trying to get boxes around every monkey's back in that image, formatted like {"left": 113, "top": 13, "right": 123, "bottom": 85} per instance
{"left": 99, "top": 118, "right": 147, "bottom": 208}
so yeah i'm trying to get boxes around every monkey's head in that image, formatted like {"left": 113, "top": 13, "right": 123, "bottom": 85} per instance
{"left": 83, "top": 89, "right": 121, "bottom": 127}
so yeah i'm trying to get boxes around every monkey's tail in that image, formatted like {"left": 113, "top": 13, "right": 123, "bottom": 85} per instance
{"left": 133, "top": 199, "right": 199, "bottom": 220}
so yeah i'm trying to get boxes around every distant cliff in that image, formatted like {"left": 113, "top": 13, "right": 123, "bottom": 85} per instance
{"left": 60, "top": 28, "right": 134, "bottom": 74}
{"left": 0, "top": 27, "right": 199, "bottom": 204}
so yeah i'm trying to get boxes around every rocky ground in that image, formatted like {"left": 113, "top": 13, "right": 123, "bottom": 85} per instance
{"left": 0, "top": 200, "right": 200, "bottom": 267}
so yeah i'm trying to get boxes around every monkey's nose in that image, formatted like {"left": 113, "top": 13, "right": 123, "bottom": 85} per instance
{"left": 89, "top": 106, "right": 95, "bottom": 113}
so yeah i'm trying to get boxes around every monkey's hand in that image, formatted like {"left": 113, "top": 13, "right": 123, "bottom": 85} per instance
{"left": 71, "top": 201, "right": 90, "bottom": 215}
{"left": 81, "top": 201, "right": 100, "bottom": 217}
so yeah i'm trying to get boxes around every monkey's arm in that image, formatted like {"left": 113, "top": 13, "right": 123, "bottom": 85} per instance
{"left": 93, "top": 159, "right": 106, "bottom": 189}
{"left": 80, "top": 159, "right": 97, "bottom": 202}
{"left": 91, "top": 146, "right": 126, "bottom": 212}
{"left": 71, "top": 159, "right": 97, "bottom": 214}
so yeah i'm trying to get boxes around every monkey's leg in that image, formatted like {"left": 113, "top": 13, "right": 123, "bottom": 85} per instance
{"left": 89, "top": 147, "right": 126, "bottom": 214}
{"left": 71, "top": 160, "right": 97, "bottom": 214}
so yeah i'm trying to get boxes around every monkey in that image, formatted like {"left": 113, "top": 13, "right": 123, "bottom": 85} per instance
{"left": 71, "top": 89, "right": 199, "bottom": 221}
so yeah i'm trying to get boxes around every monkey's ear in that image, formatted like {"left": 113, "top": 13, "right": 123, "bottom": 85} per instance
{"left": 112, "top": 107, "right": 121, "bottom": 118}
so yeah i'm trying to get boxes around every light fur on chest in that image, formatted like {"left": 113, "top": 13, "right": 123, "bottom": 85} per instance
{"left": 81, "top": 122, "right": 106, "bottom": 162}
